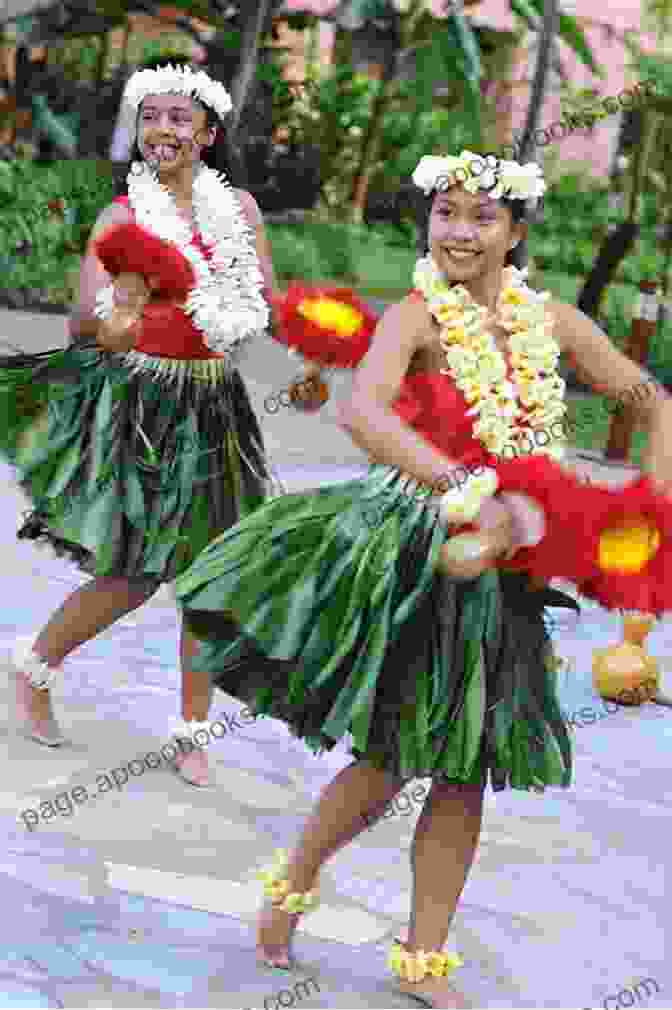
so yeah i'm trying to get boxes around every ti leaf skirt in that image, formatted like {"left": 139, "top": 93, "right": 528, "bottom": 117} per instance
{"left": 0, "top": 345, "right": 269, "bottom": 580}
{"left": 175, "top": 465, "right": 576, "bottom": 790}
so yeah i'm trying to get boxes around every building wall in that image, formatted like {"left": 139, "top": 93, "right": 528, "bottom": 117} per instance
{"left": 475, "top": 0, "right": 655, "bottom": 176}
{"left": 295, "top": 1, "right": 655, "bottom": 178}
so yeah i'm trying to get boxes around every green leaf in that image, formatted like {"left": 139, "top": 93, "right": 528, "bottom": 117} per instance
{"left": 508, "top": 0, "right": 542, "bottom": 26}
{"left": 518, "top": 0, "right": 602, "bottom": 75}
{"left": 538, "top": 588, "right": 581, "bottom": 613}
{"left": 345, "top": 0, "right": 391, "bottom": 26}
{"left": 557, "top": 12, "right": 602, "bottom": 76}
{"left": 123, "top": 469, "right": 146, "bottom": 526}
{"left": 448, "top": 10, "right": 482, "bottom": 85}
{"left": 461, "top": 642, "right": 486, "bottom": 773}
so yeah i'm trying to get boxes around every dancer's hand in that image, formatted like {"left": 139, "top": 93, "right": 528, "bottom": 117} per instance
{"left": 113, "top": 271, "right": 154, "bottom": 313}
{"left": 438, "top": 497, "right": 515, "bottom": 580}
{"left": 289, "top": 367, "right": 330, "bottom": 412}
{"left": 98, "top": 273, "right": 156, "bottom": 352}
{"left": 645, "top": 446, "right": 672, "bottom": 499}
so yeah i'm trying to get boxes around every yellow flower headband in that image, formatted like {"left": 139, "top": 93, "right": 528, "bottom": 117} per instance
{"left": 412, "top": 151, "right": 546, "bottom": 206}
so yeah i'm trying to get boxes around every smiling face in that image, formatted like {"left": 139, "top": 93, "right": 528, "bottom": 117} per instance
{"left": 428, "top": 185, "right": 525, "bottom": 282}
{"left": 137, "top": 93, "right": 216, "bottom": 174}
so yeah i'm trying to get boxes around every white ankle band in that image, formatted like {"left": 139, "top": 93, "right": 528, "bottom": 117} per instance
{"left": 12, "top": 636, "right": 60, "bottom": 690}
{"left": 173, "top": 719, "right": 213, "bottom": 744}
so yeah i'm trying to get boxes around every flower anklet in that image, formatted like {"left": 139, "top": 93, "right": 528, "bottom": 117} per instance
{"left": 173, "top": 718, "right": 213, "bottom": 748}
{"left": 12, "top": 636, "right": 60, "bottom": 690}
{"left": 257, "top": 848, "right": 320, "bottom": 914}
{"left": 389, "top": 941, "right": 463, "bottom": 983}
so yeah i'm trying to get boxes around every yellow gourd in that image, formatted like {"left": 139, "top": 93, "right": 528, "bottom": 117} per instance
{"left": 592, "top": 614, "right": 659, "bottom": 706}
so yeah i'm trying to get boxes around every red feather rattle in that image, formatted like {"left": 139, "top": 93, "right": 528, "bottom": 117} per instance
{"left": 452, "top": 454, "right": 672, "bottom": 616}
{"left": 93, "top": 222, "right": 205, "bottom": 355}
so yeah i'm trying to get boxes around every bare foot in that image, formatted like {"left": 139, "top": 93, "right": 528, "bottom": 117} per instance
{"left": 12, "top": 670, "right": 64, "bottom": 746}
{"left": 257, "top": 902, "right": 301, "bottom": 969}
{"left": 395, "top": 976, "right": 471, "bottom": 1008}
{"left": 174, "top": 749, "right": 212, "bottom": 787}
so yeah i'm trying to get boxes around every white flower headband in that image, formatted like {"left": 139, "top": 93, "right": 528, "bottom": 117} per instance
{"left": 412, "top": 150, "right": 546, "bottom": 206}
{"left": 120, "top": 63, "right": 233, "bottom": 146}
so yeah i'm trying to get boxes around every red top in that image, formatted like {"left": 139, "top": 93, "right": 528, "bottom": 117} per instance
{"left": 394, "top": 370, "right": 496, "bottom": 468}
{"left": 111, "top": 195, "right": 220, "bottom": 360}
{"left": 396, "top": 288, "right": 507, "bottom": 463}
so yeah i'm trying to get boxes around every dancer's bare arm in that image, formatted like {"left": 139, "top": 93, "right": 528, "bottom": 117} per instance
{"left": 69, "top": 202, "right": 151, "bottom": 350}
{"left": 339, "top": 297, "right": 518, "bottom": 578}
{"left": 234, "top": 187, "right": 324, "bottom": 394}
{"left": 337, "top": 297, "right": 460, "bottom": 492}
{"left": 553, "top": 300, "right": 672, "bottom": 493}
{"left": 234, "top": 188, "right": 278, "bottom": 302}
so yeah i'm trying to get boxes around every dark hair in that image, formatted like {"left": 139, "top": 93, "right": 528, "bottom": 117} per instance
{"left": 114, "top": 59, "right": 233, "bottom": 195}
{"left": 415, "top": 188, "right": 530, "bottom": 266}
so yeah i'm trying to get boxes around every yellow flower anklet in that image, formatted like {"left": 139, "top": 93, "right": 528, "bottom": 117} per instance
{"left": 256, "top": 848, "right": 320, "bottom": 915}
{"left": 388, "top": 942, "right": 464, "bottom": 982}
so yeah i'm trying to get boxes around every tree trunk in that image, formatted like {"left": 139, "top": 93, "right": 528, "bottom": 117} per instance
{"left": 96, "top": 30, "right": 110, "bottom": 88}
{"left": 511, "top": 0, "right": 559, "bottom": 271}
{"left": 576, "top": 220, "right": 639, "bottom": 319}
{"left": 577, "top": 109, "right": 658, "bottom": 318}
{"left": 348, "top": 23, "right": 399, "bottom": 224}
{"left": 120, "top": 18, "right": 131, "bottom": 71}
{"left": 348, "top": 63, "right": 396, "bottom": 223}
{"left": 228, "top": 0, "right": 276, "bottom": 136}
{"left": 219, "top": 0, "right": 282, "bottom": 185}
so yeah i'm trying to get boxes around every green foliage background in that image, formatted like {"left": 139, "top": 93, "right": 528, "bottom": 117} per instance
{"left": 1, "top": 157, "right": 670, "bottom": 392}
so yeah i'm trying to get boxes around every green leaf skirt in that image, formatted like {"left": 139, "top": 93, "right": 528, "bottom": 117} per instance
{"left": 0, "top": 345, "right": 269, "bottom": 580}
{"left": 175, "top": 465, "right": 576, "bottom": 790}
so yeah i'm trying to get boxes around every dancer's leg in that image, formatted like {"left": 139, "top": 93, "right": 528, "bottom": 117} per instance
{"left": 179, "top": 624, "right": 212, "bottom": 720}
{"left": 14, "top": 576, "right": 158, "bottom": 739}
{"left": 174, "top": 622, "right": 214, "bottom": 786}
{"left": 397, "top": 778, "right": 485, "bottom": 1009}
{"left": 258, "top": 759, "right": 408, "bottom": 966}
{"left": 33, "top": 576, "right": 158, "bottom": 663}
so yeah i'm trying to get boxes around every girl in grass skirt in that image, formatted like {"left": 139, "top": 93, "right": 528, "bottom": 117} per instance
{"left": 0, "top": 61, "right": 276, "bottom": 787}
{"left": 175, "top": 150, "right": 672, "bottom": 1006}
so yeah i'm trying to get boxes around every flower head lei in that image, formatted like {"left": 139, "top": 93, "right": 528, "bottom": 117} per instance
{"left": 411, "top": 151, "right": 566, "bottom": 465}
{"left": 412, "top": 150, "right": 546, "bottom": 208}
{"left": 95, "top": 66, "right": 268, "bottom": 355}
{"left": 120, "top": 63, "right": 233, "bottom": 145}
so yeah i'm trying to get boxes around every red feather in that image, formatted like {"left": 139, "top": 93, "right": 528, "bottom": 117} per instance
{"left": 272, "top": 283, "right": 378, "bottom": 368}
{"left": 94, "top": 222, "right": 195, "bottom": 299}
{"left": 493, "top": 455, "right": 672, "bottom": 614}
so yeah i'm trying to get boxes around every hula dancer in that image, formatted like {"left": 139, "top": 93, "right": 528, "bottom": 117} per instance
{"left": 0, "top": 62, "right": 276, "bottom": 788}
{"left": 175, "top": 150, "right": 672, "bottom": 1006}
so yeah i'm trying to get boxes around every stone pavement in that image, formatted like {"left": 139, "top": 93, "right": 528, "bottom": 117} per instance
{"left": 0, "top": 309, "right": 669, "bottom": 1009}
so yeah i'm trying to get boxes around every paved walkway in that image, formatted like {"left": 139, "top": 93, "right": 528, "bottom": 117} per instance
{"left": 0, "top": 310, "right": 669, "bottom": 1009}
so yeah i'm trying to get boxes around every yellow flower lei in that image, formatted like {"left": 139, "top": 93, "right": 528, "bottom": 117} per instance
{"left": 413, "top": 257, "right": 567, "bottom": 459}
{"left": 388, "top": 942, "right": 464, "bottom": 982}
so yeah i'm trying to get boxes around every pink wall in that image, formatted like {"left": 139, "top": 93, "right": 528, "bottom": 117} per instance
{"left": 477, "top": 0, "right": 655, "bottom": 176}
{"left": 315, "top": 3, "right": 654, "bottom": 176}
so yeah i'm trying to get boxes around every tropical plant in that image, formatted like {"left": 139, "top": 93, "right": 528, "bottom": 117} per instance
{"left": 284, "top": 0, "right": 597, "bottom": 221}
{"left": 577, "top": 45, "right": 669, "bottom": 322}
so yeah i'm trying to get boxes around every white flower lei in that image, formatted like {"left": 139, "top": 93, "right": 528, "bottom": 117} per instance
{"left": 96, "top": 162, "right": 269, "bottom": 354}
{"left": 413, "top": 256, "right": 567, "bottom": 461}
{"left": 413, "top": 150, "right": 546, "bottom": 208}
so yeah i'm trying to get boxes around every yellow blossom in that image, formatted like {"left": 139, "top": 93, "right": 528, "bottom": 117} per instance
{"left": 440, "top": 325, "right": 467, "bottom": 344}
{"left": 598, "top": 520, "right": 661, "bottom": 574}
{"left": 435, "top": 305, "right": 463, "bottom": 324}
{"left": 502, "top": 288, "right": 528, "bottom": 306}
{"left": 297, "top": 297, "right": 363, "bottom": 338}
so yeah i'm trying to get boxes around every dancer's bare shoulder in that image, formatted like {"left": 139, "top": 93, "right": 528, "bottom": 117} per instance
{"left": 88, "top": 200, "right": 133, "bottom": 244}
{"left": 550, "top": 297, "right": 658, "bottom": 407}
{"left": 374, "top": 292, "right": 436, "bottom": 355}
